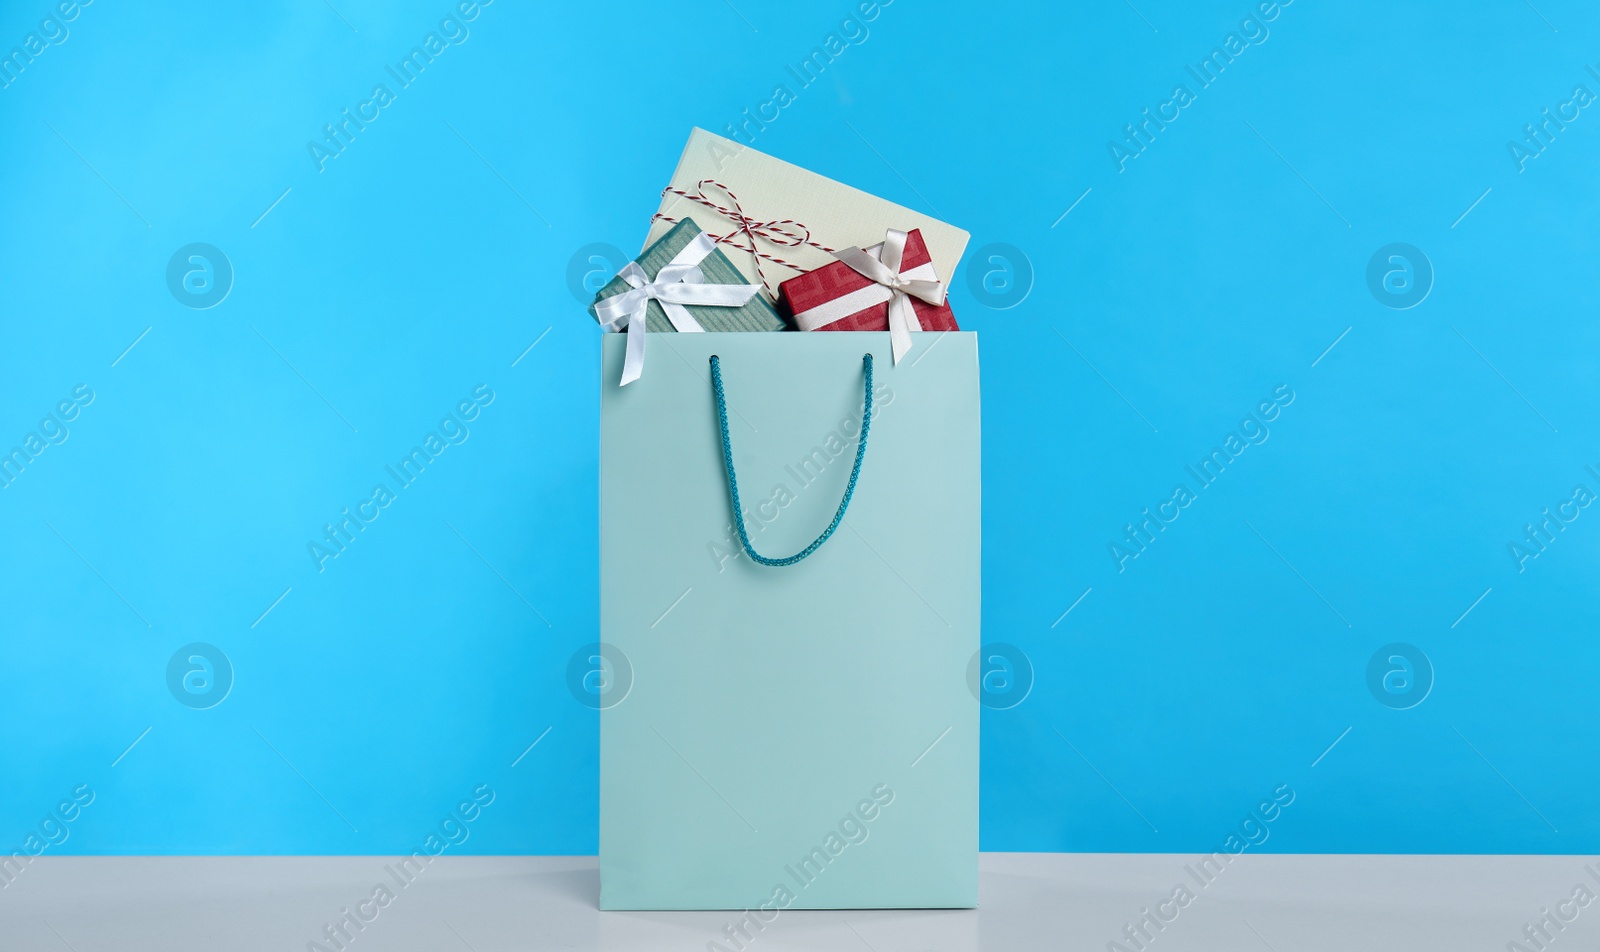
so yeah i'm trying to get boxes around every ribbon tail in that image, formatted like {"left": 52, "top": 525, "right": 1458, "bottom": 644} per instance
{"left": 887, "top": 291, "right": 917, "bottom": 364}
{"left": 900, "top": 278, "right": 946, "bottom": 307}
{"left": 619, "top": 309, "right": 646, "bottom": 386}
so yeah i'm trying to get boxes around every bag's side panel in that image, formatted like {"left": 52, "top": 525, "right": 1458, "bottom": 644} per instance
{"left": 600, "top": 332, "right": 979, "bottom": 910}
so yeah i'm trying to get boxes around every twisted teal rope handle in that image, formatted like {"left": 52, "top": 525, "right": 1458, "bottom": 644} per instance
{"left": 710, "top": 353, "right": 873, "bottom": 567}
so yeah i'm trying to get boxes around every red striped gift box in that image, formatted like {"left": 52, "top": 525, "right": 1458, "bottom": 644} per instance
{"left": 778, "top": 228, "right": 960, "bottom": 334}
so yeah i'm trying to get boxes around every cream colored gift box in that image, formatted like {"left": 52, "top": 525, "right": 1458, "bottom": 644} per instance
{"left": 644, "top": 128, "right": 969, "bottom": 301}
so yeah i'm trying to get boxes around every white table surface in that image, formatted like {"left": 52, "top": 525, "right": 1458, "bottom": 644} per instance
{"left": 1, "top": 853, "right": 1590, "bottom": 950}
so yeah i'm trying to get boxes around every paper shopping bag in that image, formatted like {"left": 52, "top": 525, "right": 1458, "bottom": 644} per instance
{"left": 598, "top": 331, "right": 980, "bottom": 910}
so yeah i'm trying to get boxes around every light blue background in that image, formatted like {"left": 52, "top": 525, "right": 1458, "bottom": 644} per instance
{"left": 2, "top": 0, "right": 1596, "bottom": 856}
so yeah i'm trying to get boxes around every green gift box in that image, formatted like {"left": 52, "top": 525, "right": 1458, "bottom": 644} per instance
{"left": 589, "top": 218, "right": 787, "bottom": 334}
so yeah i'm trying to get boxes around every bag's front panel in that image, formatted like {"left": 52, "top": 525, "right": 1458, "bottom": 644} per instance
{"left": 600, "top": 332, "right": 979, "bottom": 910}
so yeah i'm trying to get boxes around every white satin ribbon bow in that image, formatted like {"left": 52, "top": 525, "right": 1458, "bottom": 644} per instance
{"left": 819, "top": 228, "right": 946, "bottom": 364}
{"left": 593, "top": 231, "right": 762, "bottom": 386}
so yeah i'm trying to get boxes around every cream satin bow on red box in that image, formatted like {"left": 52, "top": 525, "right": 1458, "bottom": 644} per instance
{"left": 795, "top": 228, "right": 948, "bottom": 363}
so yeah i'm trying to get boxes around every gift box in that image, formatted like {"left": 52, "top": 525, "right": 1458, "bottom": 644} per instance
{"left": 590, "top": 218, "right": 785, "bottom": 334}
{"left": 591, "top": 218, "right": 786, "bottom": 385}
{"left": 645, "top": 129, "right": 969, "bottom": 300}
{"left": 778, "top": 227, "right": 958, "bottom": 362}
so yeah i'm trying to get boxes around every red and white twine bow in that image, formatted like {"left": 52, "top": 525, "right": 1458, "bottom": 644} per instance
{"left": 651, "top": 179, "right": 835, "bottom": 298}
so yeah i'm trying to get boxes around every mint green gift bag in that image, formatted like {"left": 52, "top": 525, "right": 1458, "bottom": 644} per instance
{"left": 598, "top": 331, "right": 980, "bottom": 911}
